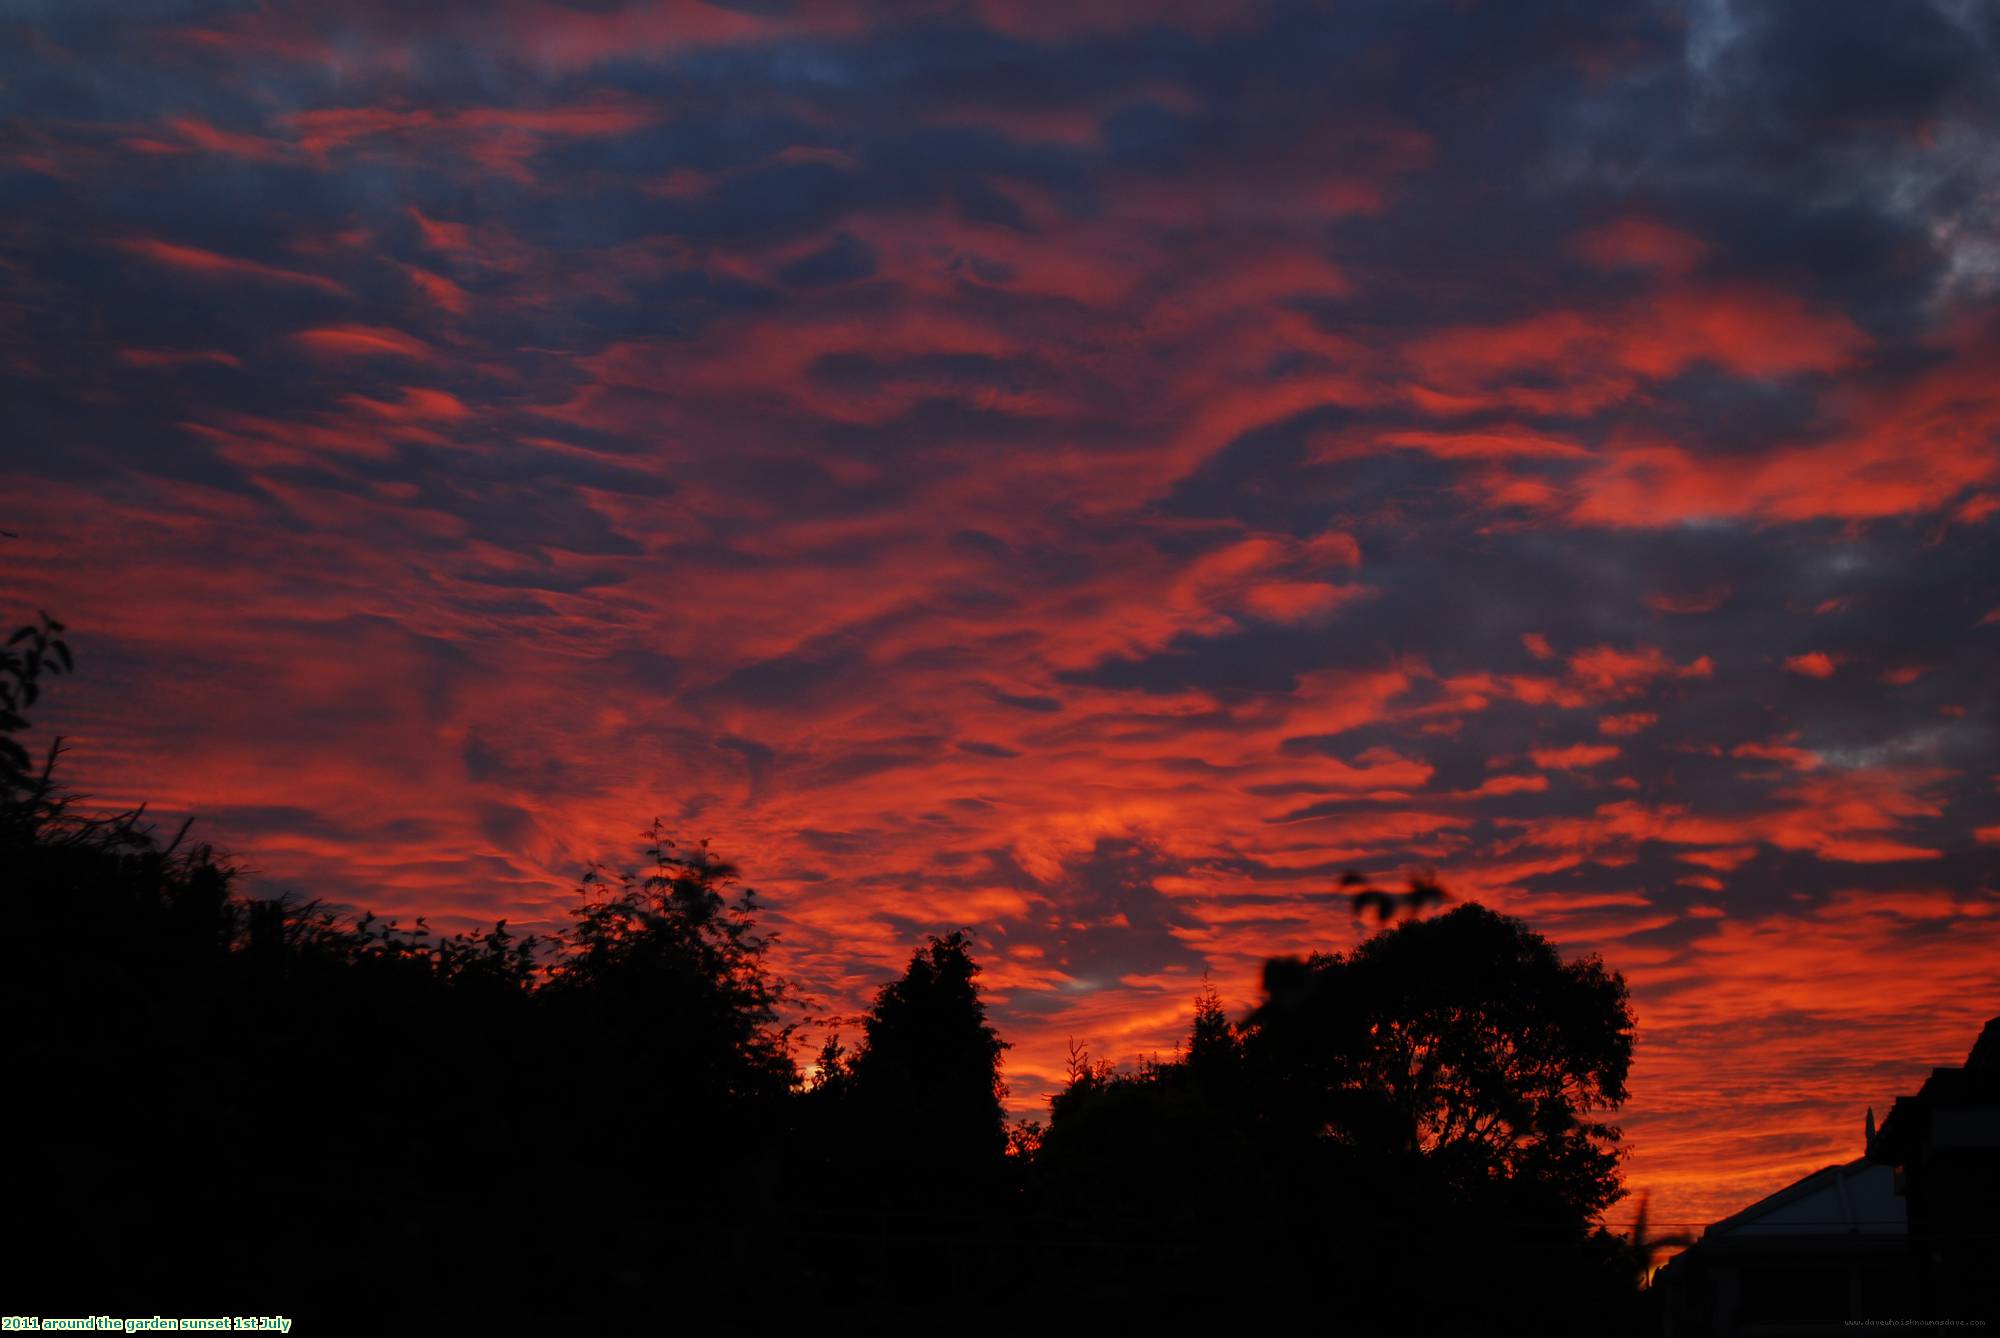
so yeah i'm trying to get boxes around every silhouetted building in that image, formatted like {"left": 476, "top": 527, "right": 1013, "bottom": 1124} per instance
{"left": 1866, "top": 1016, "right": 2000, "bottom": 1325}
{"left": 1657, "top": 1142, "right": 1913, "bottom": 1336}
{"left": 1660, "top": 1015, "right": 2000, "bottom": 1335}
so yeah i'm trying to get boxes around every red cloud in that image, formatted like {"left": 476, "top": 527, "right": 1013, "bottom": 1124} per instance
{"left": 1732, "top": 741, "right": 1822, "bottom": 771}
{"left": 289, "top": 325, "right": 432, "bottom": 360}
{"left": 1567, "top": 324, "right": 2000, "bottom": 527}
{"left": 1407, "top": 284, "right": 1865, "bottom": 391}
{"left": 280, "top": 97, "right": 658, "bottom": 179}
{"left": 171, "top": 2, "right": 853, "bottom": 78}
{"left": 340, "top": 387, "right": 471, "bottom": 422}
{"left": 164, "top": 116, "right": 298, "bottom": 165}
{"left": 1566, "top": 644, "right": 1713, "bottom": 697}
{"left": 1645, "top": 584, "right": 1731, "bottom": 615}
{"left": 1374, "top": 426, "right": 1592, "bottom": 459}
{"left": 119, "top": 348, "right": 243, "bottom": 369}
{"left": 403, "top": 265, "right": 469, "bottom": 315}
{"left": 1530, "top": 744, "right": 1621, "bottom": 770}
{"left": 1470, "top": 774, "right": 1549, "bottom": 797}
{"left": 110, "top": 238, "right": 349, "bottom": 297}
{"left": 1572, "top": 216, "right": 1710, "bottom": 275}
{"left": 975, "top": 0, "right": 1266, "bottom": 37}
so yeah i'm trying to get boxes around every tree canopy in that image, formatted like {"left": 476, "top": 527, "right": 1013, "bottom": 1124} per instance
{"left": 1033, "top": 901, "right": 1639, "bottom": 1331}
{"left": 1249, "top": 901, "right": 1634, "bottom": 1220}
{"left": 849, "top": 929, "right": 1009, "bottom": 1163}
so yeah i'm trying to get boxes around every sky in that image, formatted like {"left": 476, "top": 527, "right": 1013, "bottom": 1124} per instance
{"left": 5, "top": 0, "right": 1999, "bottom": 1233}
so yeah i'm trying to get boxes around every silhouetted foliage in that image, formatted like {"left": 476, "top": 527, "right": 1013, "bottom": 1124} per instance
{"left": 1029, "top": 904, "right": 1639, "bottom": 1332}
{"left": 849, "top": 929, "right": 1009, "bottom": 1168}
{"left": 547, "top": 821, "right": 796, "bottom": 1107}
{"left": 0, "top": 611, "right": 70, "bottom": 771}
{"left": 1343, "top": 865, "right": 1452, "bottom": 923}
{"left": 6, "top": 612, "right": 1659, "bottom": 1334}
{"left": 776, "top": 931, "right": 1014, "bottom": 1326}
{"left": 1183, "top": 979, "right": 1238, "bottom": 1076}
{"left": 1249, "top": 902, "right": 1632, "bottom": 1219}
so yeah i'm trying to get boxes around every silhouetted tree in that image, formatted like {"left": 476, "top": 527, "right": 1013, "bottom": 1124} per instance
{"left": 1032, "top": 901, "right": 1637, "bottom": 1332}
{"left": 849, "top": 929, "right": 1008, "bottom": 1164}
{"left": 807, "top": 1029, "right": 854, "bottom": 1094}
{"left": 527, "top": 821, "right": 798, "bottom": 1315}
{"left": 546, "top": 820, "right": 796, "bottom": 1107}
{"left": 1184, "top": 978, "right": 1242, "bottom": 1086}
{"left": 1238, "top": 902, "right": 1636, "bottom": 1332}
{"left": 1248, "top": 901, "right": 1632, "bottom": 1221}
{"left": 775, "top": 930, "right": 1014, "bottom": 1327}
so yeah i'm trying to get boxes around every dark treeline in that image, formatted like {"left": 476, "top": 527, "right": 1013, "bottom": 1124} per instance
{"left": 4, "top": 615, "right": 1658, "bottom": 1334}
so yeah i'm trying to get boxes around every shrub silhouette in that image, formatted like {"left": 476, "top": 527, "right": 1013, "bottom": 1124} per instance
{"left": 3, "top": 615, "right": 800, "bottom": 1324}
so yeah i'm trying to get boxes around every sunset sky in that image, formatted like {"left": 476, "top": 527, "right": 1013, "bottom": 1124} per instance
{"left": 6, "top": 0, "right": 1998, "bottom": 1232}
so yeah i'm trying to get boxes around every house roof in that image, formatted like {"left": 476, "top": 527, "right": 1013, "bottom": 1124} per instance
{"left": 1702, "top": 1157, "right": 1905, "bottom": 1240}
